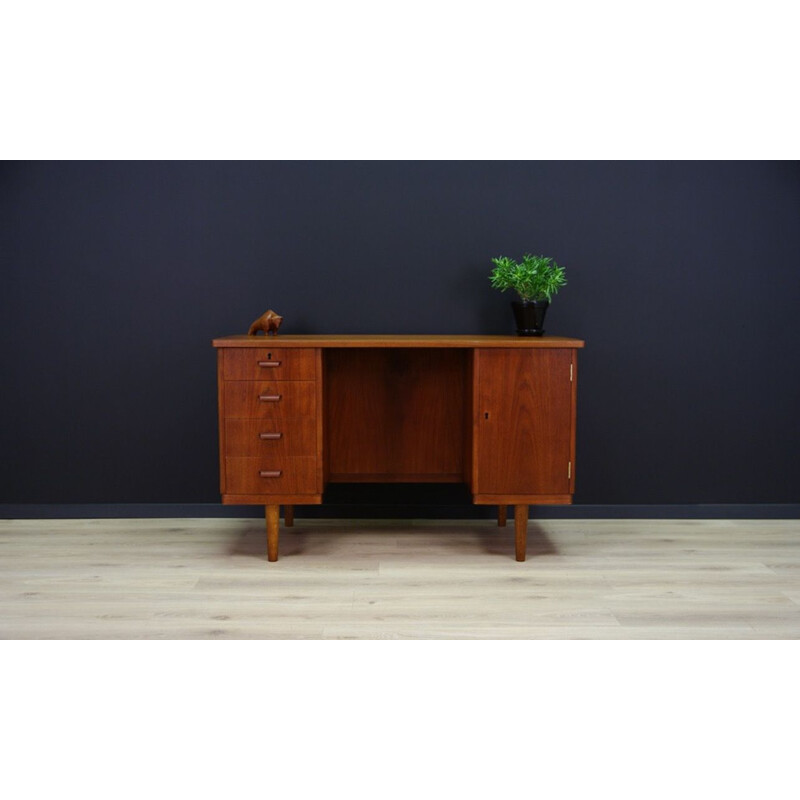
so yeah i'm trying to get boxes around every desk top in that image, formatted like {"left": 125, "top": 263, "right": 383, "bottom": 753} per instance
{"left": 212, "top": 334, "right": 585, "bottom": 348}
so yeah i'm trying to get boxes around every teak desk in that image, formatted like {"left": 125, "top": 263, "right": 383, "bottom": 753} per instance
{"left": 213, "top": 335, "right": 585, "bottom": 561}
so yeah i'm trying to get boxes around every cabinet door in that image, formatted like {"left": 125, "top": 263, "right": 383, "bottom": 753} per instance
{"left": 475, "top": 348, "right": 574, "bottom": 496}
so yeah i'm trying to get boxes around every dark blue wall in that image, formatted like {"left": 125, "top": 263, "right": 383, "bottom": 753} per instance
{"left": 2, "top": 161, "right": 799, "bottom": 508}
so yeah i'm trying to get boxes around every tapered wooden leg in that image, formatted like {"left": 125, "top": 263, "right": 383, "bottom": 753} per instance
{"left": 284, "top": 504, "right": 294, "bottom": 527}
{"left": 266, "top": 504, "right": 280, "bottom": 562}
{"left": 514, "top": 504, "right": 528, "bottom": 562}
{"left": 498, "top": 505, "right": 507, "bottom": 527}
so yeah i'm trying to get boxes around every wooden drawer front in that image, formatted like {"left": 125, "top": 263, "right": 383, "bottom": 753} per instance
{"left": 223, "top": 380, "right": 316, "bottom": 419}
{"left": 223, "top": 348, "right": 316, "bottom": 381}
{"left": 225, "top": 456, "right": 318, "bottom": 494}
{"left": 224, "top": 418, "right": 316, "bottom": 457}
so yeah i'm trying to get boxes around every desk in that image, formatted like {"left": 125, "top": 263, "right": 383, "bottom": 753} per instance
{"left": 213, "top": 335, "right": 585, "bottom": 561}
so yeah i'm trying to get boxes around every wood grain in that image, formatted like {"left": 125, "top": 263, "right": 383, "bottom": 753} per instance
{"left": 2, "top": 518, "right": 798, "bottom": 639}
{"left": 223, "top": 380, "right": 316, "bottom": 419}
{"left": 325, "top": 348, "right": 467, "bottom": 481}
{"left": 464, "top": 346, "right": 475, "bottom": 488}
{"left": 474, "top": 348, "right": 573, "bottom": 495}
{"left": 225, "top": 456, "right": 318, "bottom": 494}
{"left": 473, "top": 494, "right": 572, "bottom": 505}
{"left": 215, "top": 338, "right": 582, "bottom": 557}
{"left": 222, "top": 493, "right": 322, "bottom": 505}
{"left": 315, "top": 348, "right": 324, "bottom": 493}
{"left": 213, "top": 334, "right": 586, "bottom": 349}
{"left": 514, "top": 504, "right": 528, "bottom": 561}
{"left": 570, "top": 352, "right": 578, "bottom": 494}
{"left": 265, "top": 504, "right": 279, "bottom": 562}
{"left": 222, "top": 348, "right": 316, "bottom": 380}
{"left": 224, "top": 418, "right": 316, "bottom": 457}
{"left": 217, "top": 350, "right": 227, "bottom": 494}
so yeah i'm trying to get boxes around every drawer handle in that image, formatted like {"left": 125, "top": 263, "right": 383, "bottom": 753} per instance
{"left": 259, "top": 394, "right": 282, "bottom": 402}
{"left": 258, "top": 360, "right": 281, "bottom": 368}
{"left": 259, "top": 432, "right": 283, "bottom": 440}
{"left": 259, "top": 470, "right": 282, "bottom": 478}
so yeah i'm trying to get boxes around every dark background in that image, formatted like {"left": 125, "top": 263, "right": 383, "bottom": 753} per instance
{"left": 2, "top": 161, "right": 799, "bottom": 514}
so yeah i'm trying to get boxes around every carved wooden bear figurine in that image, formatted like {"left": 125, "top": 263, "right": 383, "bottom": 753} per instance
{"left": 248, "top": 309, "right": 283, "bottom": 336}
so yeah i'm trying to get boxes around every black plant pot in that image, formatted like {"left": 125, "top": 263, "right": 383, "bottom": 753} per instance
{"left": 511, "top": 300, "right": 549, "bottom": 337}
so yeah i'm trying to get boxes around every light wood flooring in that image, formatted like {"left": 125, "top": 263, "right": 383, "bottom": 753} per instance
{"left": 1, "top": 517, "right": 799, "bottom": 639}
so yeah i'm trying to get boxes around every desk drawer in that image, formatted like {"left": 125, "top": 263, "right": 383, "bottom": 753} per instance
{"left": 223, "top": 348, "right": 316, "bottom": 381}
{"left": 225, "top": 456, "right": 318, "bottom": 494}
{"left": 224, "top": 418, "right": 317, "bottom": 457}
{"left": 224, "top": 380, "right": 316, "bottom": 419}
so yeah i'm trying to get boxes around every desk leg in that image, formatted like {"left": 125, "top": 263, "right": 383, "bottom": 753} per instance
{"left": 498, "top": 505, "right": 507, "bottom": 527}
{"left": 266, "top": 504, "right": 280, "bottom": 562}
{"left": 284, "top": 504, "right": 294, "bottom": 527}
{"left": 514, "top": 504, "right": 528, "bottom": 562}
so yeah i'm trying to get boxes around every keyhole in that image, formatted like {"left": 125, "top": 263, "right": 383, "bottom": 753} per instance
{"left": 268, "top": 352, "right": 272, "bottom": 360}
{"left": 484, "top": 412, "right": 489, "bottom": 420}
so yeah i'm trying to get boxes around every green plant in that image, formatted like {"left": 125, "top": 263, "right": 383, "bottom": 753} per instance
{"left": 489, "top": 253, "right": 567, "bottom": 302}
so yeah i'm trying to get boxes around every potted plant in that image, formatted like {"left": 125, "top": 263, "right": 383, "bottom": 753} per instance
{"left": 489, "top": 253, "right": 567, "bottom": 336}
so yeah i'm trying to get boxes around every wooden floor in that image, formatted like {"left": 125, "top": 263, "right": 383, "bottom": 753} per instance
{"left": 1, "top": 517, "right": 798, "bottom": 639}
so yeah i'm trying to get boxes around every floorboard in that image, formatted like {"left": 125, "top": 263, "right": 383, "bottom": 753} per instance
{"left": 1, "top": 518, "right": 798, "bottom": 639}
